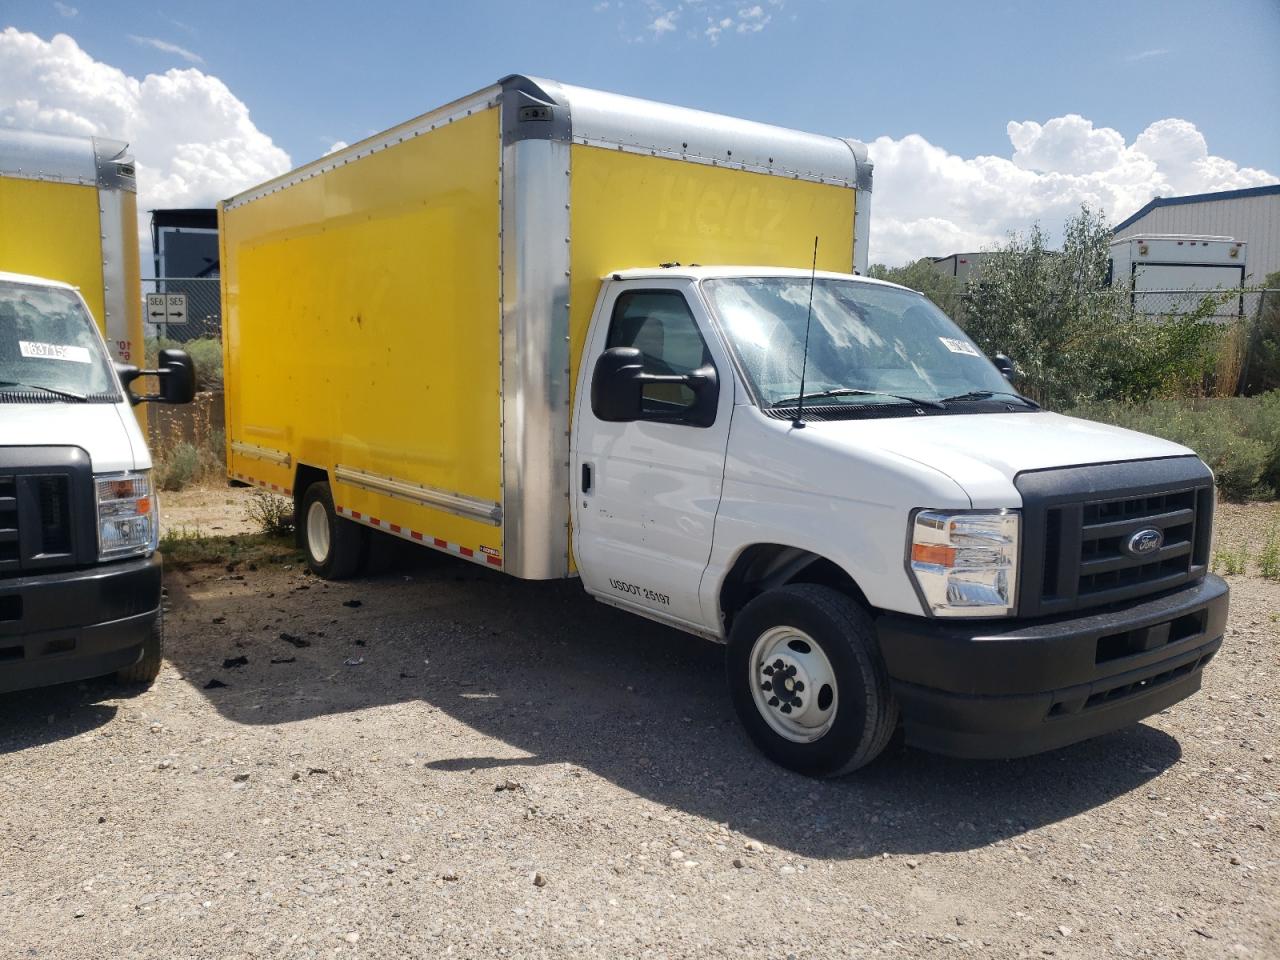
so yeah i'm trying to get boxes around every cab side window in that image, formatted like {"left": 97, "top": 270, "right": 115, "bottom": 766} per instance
{"left": 605, "top": 290, "right": 714, "bottom": 420}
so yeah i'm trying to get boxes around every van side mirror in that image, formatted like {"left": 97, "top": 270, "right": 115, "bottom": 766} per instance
{"left": 115, "top": 348, "right": 197, "bottom": 405}
{"left": 993, "top": 353, "right": 1017, "bottom": 382}
{"left": 591, "top": 347, "right": 645, "bottom": 421}
{"left": 591, "top": 346, "right": 720, "bottom": 428}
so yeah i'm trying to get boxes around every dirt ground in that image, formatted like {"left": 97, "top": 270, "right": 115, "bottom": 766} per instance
{"left": 0, "top": 487, "right": 1275, "bottom": 958}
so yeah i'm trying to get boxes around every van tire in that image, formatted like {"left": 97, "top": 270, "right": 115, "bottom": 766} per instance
{"left": 726, "top": 583, "right": 898, "bottom": 777}
{"left": 116, "top": 612, "right": 164, "bottom": 686}
{"left": 301, "top": 481, "right": 366, "bottom": 580}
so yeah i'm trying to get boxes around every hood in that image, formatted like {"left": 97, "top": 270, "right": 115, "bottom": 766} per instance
{"left": 803, "top": 410, "right": 1197, "bottom": 507}
{"left": 0, "top": 402, "right": 141, "bottom": 474}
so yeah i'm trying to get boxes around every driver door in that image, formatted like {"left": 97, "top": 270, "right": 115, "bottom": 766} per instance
{"left": 571, "top": 280, "right": 734, "bottom": 632}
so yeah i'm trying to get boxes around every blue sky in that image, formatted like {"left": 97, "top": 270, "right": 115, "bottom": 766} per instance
{"left": 3, "top": 0, "right": 1278, "bottom": 264}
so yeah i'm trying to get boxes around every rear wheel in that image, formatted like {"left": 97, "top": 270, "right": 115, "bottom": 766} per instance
{"left": 726, "top": 583, "right": 898, "bottom": 777}
{"left": 301, "top": 481, "right": 366, "bottom": 579}
{"left": 116, "top": 611, "right": 163, "bottom": 686}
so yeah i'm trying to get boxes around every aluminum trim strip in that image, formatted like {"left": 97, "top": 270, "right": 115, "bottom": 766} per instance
{"left": 568, "top": 137, "right": 855, "bottom": 186}
{"left": 230, "top": 440, "right": 292, "bottom": 467}
{"left": 333, "top": 465, "right": 502, "bottom": 526}
{"left": 552, "top": 78, "right": 860, "bottom": 185}
{"left": 95, "top": 187, "right": 136, "bottom": 366}
{"left": 500, "top": 134, "right": 573, "bottom": 578}
{"left": 223, "top": 87, "right": 502, "bottom": 210}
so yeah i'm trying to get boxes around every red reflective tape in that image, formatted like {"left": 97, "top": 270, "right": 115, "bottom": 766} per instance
{"left": 389, "top": 523, "right": 401, "bottom": 534}
{"left": 411, "top": 531, "right": 423, "bottom": 541}
{"left": 370, "top": 517, "right": 380, "bottom": 526}
{"left": 486, "top": 555, "right": 502, "bottom": 567}
{"left": 351, "top": 511, "right": 362, "bottom": 520}
{"left": 459, "top": 546, "right": 474, "bottom": 558}
{"left": 433, "top": 538, "right": 448, "bottom": 549}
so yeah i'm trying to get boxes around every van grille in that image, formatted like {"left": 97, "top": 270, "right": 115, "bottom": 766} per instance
{"left": 0, "top": 460, "right": 89, "bottom": 578}
{"left": 1015, "top": 459, "right": 1214, "bottom": 618}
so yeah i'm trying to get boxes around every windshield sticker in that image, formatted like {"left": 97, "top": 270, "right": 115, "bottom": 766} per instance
{"left": 18, "top": 340, "right": 92, "bottom": 364}
{"left": 939, "top": 337, "right": 981, "bottom": 357}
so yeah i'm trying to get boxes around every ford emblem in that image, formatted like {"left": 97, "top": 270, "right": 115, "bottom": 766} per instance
{"left": 1125, "top": 528, "right": 1164, "bottom": 557}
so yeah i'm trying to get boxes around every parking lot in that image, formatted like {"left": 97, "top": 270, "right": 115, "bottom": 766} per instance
{"left": 0, "top": 489, "right": 1275, "bottom": 959}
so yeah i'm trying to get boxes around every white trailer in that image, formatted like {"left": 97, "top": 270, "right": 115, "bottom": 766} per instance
{"left": 1108, "top": 234, "right": 1247, "bottom": 318}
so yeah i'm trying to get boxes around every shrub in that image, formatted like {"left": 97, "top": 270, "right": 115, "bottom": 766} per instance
{"left": 245, "top": 490, "right": 294, "bottom": 537}
{"left": 960, "top": 206, "right": 1236, "bottom": 407}
{"left": 1073, "top": 392, "right": 1280, "bottom": 501}
{"left": 155, "top": 441, "right": 201, "bottom": 491}
{"left": 145, "top": 336, "right": 222, "bottom": 392}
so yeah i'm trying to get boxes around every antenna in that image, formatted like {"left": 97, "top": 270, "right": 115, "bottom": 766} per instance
{"left": 793, "top": 236, "right": 819, "bottom": 429}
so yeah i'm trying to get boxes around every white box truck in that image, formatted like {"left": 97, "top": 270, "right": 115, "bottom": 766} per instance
{"left": 1, "top": 130, "right": 195, "bottom": 693}
{"left": 1109, "top": 234, "right": 1247, "bottom": 318}
{"left": 222, "top": 77, "right": 1228, "bottom": 776}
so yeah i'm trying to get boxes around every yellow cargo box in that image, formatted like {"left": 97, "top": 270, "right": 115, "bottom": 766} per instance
{"left": 220, "top": 76, "right": 872, "bottom": 580}
{"left": 0, "top": 130, "right": 144, "bottom": 368}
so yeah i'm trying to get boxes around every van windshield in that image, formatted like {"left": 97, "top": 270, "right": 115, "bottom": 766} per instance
{"left": 702, "top": 277, "right": 1023, "bottom": 413}
{"left": 0, "top": 280, "right": 119, "bottom": 403}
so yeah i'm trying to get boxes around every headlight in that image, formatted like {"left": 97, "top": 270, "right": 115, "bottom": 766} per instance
{"left": 909, "top": 509, "right": 1019, "bottom": 617}
{"left": 96, "top": 470, "right": 158, "bottom": 560}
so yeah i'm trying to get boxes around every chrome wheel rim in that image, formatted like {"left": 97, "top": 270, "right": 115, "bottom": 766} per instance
{"left": 306, "top": 500, "right": 331, "bottom": 565}
{"left": 748, "top": 626, "right": 838, "bottom": 743}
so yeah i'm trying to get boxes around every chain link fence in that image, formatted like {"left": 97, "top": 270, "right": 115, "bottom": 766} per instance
{"left": 141, "top": 277, "right": 221, "bottom": 343}
{"left": 1129, "top": 288, "right": 1267, "bottom": 322}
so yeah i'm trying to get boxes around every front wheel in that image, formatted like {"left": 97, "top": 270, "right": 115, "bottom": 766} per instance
{"left": 116, "top": 610, "right": 163, "bottom": 686}
{"left": 726, "top": 584, "right": 898, "bottom": 777}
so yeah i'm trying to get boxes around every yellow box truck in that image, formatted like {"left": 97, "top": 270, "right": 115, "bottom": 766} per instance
{"left": 221, "top": 77, "right": 1226, "bottom": 776}
{"left": 0, "top": 129, "right": 144, "bottom": 368}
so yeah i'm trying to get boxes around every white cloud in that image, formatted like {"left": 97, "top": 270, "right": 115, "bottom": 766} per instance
{"left": 323, "top": 140, "right": 348, "bottom": 156}
{"left": 0, "top": 28, "right": 291, "bottom": 274}
{"left": 867, "top": 115, "right": 1276, "bottom": 265}
{"left": 52, "top": 2, "right": 77, "bottom": 17}
{"left": 620, "top": 1, "right": 780, "bottom": 43}
{"left": 128, "top": 34, "right": 204, "bottom": 65}
{"left": 648, "top": 9, "right": 679, "bottom": 35}
{"left": 1125, "top": 47, "right": 1170, "bottom": 62}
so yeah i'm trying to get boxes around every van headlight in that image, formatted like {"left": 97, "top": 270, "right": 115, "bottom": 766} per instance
{"left": 909, "top": 509, "right": 1019, "bottom": 617}
{"left": 96, "top": 470, "right": 158, "bottom": 560}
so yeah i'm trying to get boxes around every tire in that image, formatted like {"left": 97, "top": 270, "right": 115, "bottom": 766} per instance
{"left": 116, "top": 610, "right": 164, "bottom": 686}
{"left": 726, "top": 583, "right": 899, "bottom": 777}
{"left": 301, "top": 481, "right": 367, "bottom": 580}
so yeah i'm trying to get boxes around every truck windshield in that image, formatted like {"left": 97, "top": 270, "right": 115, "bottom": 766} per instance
{"left": 0, "top": 281, "right": 119, "bottom": 402}
{"left": 702, "top": 277, "right": 1021, "bottom": 412}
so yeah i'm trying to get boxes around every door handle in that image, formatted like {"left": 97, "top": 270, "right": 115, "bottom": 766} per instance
{"left": 581, "top": 462, "right": 593, "bottom": 493}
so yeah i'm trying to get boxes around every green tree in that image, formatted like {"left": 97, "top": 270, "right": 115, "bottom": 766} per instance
{"left": 866, "top": 258, "right": 964, "bottom": 320}
{"left": 959, "top": 206, "right": 1223, "bottom": 408}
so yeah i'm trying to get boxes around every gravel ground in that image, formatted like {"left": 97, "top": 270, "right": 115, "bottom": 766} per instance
{"left": 0, "top": 489, "right": 1275, "bottom": 958}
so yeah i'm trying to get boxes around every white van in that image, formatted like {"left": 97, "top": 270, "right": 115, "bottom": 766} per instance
{"left": 0, "top": 272, "right": 193, "bottom": 692}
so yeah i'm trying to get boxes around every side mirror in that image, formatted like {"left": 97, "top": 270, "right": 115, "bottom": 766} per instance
{"left": 591, "top": 347, "right": 645, "bottom": 422}
{"left": 993, "top": 353, "right": 1017, "bottom": 382}
{"left": 157, "top": 348, "right": 196, "bottom": 404}
{"left": 115, "top": 348, "right": 197, "bottom": 405}
{"left": 590, "top": 346, "right": 720, "bottom": 427}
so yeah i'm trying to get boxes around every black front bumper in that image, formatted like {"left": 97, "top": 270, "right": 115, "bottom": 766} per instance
{"left": 877, "top": 575, "right": 1229, "bottom": 759}
{"left": 0, "top": 554, "right": 161, "bottom": 694}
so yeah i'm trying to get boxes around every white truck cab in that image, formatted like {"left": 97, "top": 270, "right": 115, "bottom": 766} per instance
{"left": 0, "top": 272, "right": 194, "bottom": 692}
{"left": 573, "top": 266, "right": 1227, "bottom": 773}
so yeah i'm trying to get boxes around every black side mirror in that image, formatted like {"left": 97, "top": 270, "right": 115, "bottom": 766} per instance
{"left": 993, "top": 353, "right": 1017, "bottom": 382}
{"left": 115, "top": 348, "right": 197, "bottom": 405}
{"left": 591, "top": 347, "right": 645, "bottom": 422}
{"left": 590, "top": 346, "right": 719, "bottom": 427}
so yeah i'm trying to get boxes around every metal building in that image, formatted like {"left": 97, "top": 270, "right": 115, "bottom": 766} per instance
{"left": 930, "top": 251, "right": 994, "bottom": 283}
{"left": 1112, "top": 184, "right": 1280, "bottom": 283}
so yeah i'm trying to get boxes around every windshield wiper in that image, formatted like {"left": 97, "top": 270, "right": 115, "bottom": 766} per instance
{"left": 0, "top": 380, "right": 87, "bottom": 401}
{"left": 772, "top": 387, "right": 944, "bottom": 410}
{"left": 939, "top": 389, "right": 1040, "bottom": 409}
